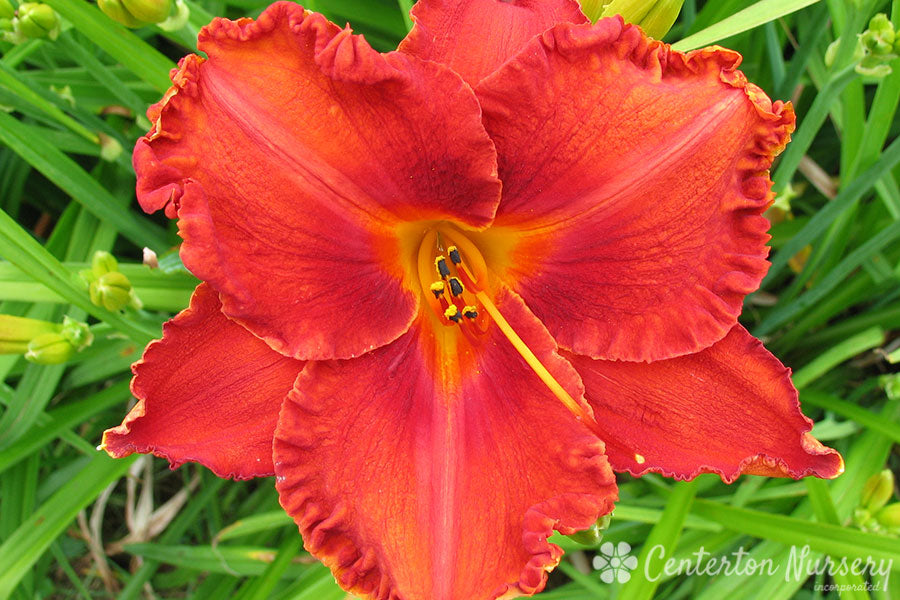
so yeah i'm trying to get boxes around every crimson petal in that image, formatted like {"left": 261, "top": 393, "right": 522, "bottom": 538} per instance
{"left": 274, "top": 289, "right": 617, "bottom": 600}
{"left": 102, "top": 284, "right": 303, "bottom": 479}
{"left": 135, "top": 2, "right": 501, "bottom": 360}
{"left": 564, "top": 325, "right": 843, "bottom": 483}
{"left": 476, "top": 19, "right": 794, "bottom": 362}
{"left": 399, "top": 0, "right": 587, "bottom": 86}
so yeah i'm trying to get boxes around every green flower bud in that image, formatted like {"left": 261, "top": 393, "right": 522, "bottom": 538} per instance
{"left": 122, "top": 0, "right": 171, "bottom": 23}
{"left": 876, "top": 502, "right": 900, "bottom": 530}
{"left": 97, "top": 0, "right": 171, "bottom": 27}
{"left": 91, "top": 250, "right": 119, "bottom": 278}
{"left": 566, "top": 513, "right": 612, "bottom": 546}
{"left": 157, "top": 0, "right": 187, "bottom": 31}
{"left": 60, "top": 316, "right": 93, "bottom": 351}
{"left": 632, "top": 0, "right": 685, "bottom": 40}
{"left": 582, "top": 0, "right": 684, "bottom": 39}
{"left": 98, "top": 133, "right": 123, "bottom": 162}
{"left": 90, "top": 271, "right": 134, "bottom": 311}
{"left": 853, "top": 507, "right": 873, "bottom": 529}
{"left": 0, "top": 17, "right": 13, "bottom": 32}
{"left": 25, "top": 332, "right": 74, "bottom": 365}
{"left": 15, "top": 2, "right": 59, "bottom": 40}
{"left": 869, "top": 14, "right": 895, "bottom": 45}
{"left": 97, "top": 0, "right": 146, "bottom": 27}
{"left": 857, "top": 55, "right": 894, "bottom": 78}
{"left": 0, "top": 0, "right": 16, "bottom": 19}
{"left": 862, "top": 470, "right": 895, "bottom": 513}
{"left": 0, "top": 314, "right": 60, "bottom": 354}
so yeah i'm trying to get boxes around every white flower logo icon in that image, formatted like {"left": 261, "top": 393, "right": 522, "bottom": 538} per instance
{"left": 592, "top": 541, "right": 638, "bottom": 583}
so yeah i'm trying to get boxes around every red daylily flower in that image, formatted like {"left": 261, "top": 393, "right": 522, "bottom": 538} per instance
{"left": 103, "top": 1, "right": 844, "bottom": 598}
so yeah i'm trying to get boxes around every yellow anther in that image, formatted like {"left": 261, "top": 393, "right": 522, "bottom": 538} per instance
{"left": 462, "top": 305, "right": 478, "bottom": 319}
{"left": 435, "top": 256, "right": 450, "bottom": 278}
{"left": 443, "top": 304, "right": 461, "bottom": 322}
{"left": 447, "top": 246, "right": 461, "bottom": 264}
{"left": 448, "top": 277, "right": 464, "bottom": 296}
{"left": 430, "top": 281, "right": 446, "bottom": 298}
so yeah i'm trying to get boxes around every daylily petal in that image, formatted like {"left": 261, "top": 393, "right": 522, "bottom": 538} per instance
{"left": 102, "top": 283, "right": 303, "bottom": 479}
{"left": 274, "top": 288, "right": 617, "bottom": 600}
{"left": 135, "top": 2, "right": 501, "bottom": 360}
{"left": 564, "top": 325, "right": 843, "bottom": 483}
{"left": 475, "top": 19, "right": 794, "bottom": 362}
{"left": 399, "top": 0, "right": 587, "bottom": 87}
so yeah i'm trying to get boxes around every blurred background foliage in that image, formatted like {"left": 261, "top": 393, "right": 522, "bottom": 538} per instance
{"left": 1, "top": 0, "right": 900, "bottom": 598}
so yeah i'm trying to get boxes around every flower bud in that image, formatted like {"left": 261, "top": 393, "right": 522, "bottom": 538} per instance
{"left": 853, "top": 507, "right": 873, "bottom": 530}
{"left": 90, "top": 271, "right": 134, "bottom": 311}
{"left": 25, "top": 332, "right": 74, "bottom": 365}
{"left": 876, "top": 502, "right": 900, "bottom": 531}
{"left": 632, "top": 0, "right": 685, "bottom": 40}
{"left": 123, "top": 0, "right": 171, "bottom": 23}
{"left": 864, "top": 13, "right": 895, "bottom": 53}
{"left": 97, "top": 0, "right": 145, "bottom": 27}
{"left": 861, "top": 469, "right": 895, "bottom": 513}
{"left": 98, "top": 133, "right": 123, "bottom": 162}
{"left": 60, "top": 316, "right": 93, "bottom": 351}
{"left": 0, "top": 314, "right": 60, "bottom": 354}
{"left": 15, "top": 2, "right": 59, "bottom": 40}
{"left": 581, "top": 0, "right": 684, "bottom": 39}
{"left": 566, "top": 513, "right": 612, "bottom": 545}
{"left": 97, "top": 0, "right": 172, "bottom": 27}
{"left": 0, "top": 0, "right": 15, "bottom": 19}
{"left": 156, "top": 0, "right": 187, "bottom": 31}
{"left": 91, "top": 250, "right": 119, "bottom": 278}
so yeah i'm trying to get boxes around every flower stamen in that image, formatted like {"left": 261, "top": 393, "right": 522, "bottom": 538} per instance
{"left": 418, "top": 227, "right": 489, "bottom": 332}
{"left": 435, "top": 256, "right": 451, "bottom": 279}
{"left": 416, "top": 226, "right": 628, "bottom": 450}
{"left": 448, "top": 277, "right": 464, "bottom": 296}
{"left": 474, "top": 289, "right": 621, "bottom": 445}
{"left": 444, "top": 305, "right": 462, "bottom": 323}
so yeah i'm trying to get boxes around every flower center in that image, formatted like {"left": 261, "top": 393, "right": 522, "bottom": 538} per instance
{"left": 414, "top": 225, "right": 613, "bottom": 443}
{"left": 417, "top": 225, "right": 489, "bottom": 340}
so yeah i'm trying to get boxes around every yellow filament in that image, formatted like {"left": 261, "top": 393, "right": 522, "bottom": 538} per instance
{"left": 417, "top": 230, "right": 443, "bottom": 319}
{"left": 475, "top": 290, "right": 599, "bottom": 430}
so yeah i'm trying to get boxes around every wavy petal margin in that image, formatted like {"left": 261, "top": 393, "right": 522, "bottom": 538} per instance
{"left": 564, "top": 325, "right": 843, "bottom": 483}
{"left": 133, "top": 2, "right": 501, "bottom": 360}
{"left": 102, "top": 284, "right": 303, "bottom": 479}
{"left": 399, "top": 0, "right": 587, "bottom": 87}
{"left": 274, "top": 288, "right": 617, "bottom": 600}
{"left": 476, "top": 18, "right": 794, "bottom": 362}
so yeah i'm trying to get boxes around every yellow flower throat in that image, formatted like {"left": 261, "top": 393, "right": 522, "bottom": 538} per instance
{"left": 413, "top": 225, "right": 619, "bottom": 447}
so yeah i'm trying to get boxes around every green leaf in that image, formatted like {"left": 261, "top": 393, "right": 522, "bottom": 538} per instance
{"left": 40, "top": 0, "right": 174, "bottom": 93}
{"left": 0, "top": 112, "right": 169, "bottom": 251}
{"left": 691, "top": 499, "right": 900, "bottom": 569}
{"left": 791, "top": 326, "right": 885, "bottom": 389}
{"left": 124, "top": 543, "right": 312, "bottom": 577}
{"left": 673, "top": 0, "right": 823, "bottom": 51}
{"left": 619, "top": 480, "right": 699, "bottom": 600}
{"left": 0, "top": 453, "right": 136, "bottom": 600}
{"left": 0, "top": 209, "right": 159, "bottom": 344}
